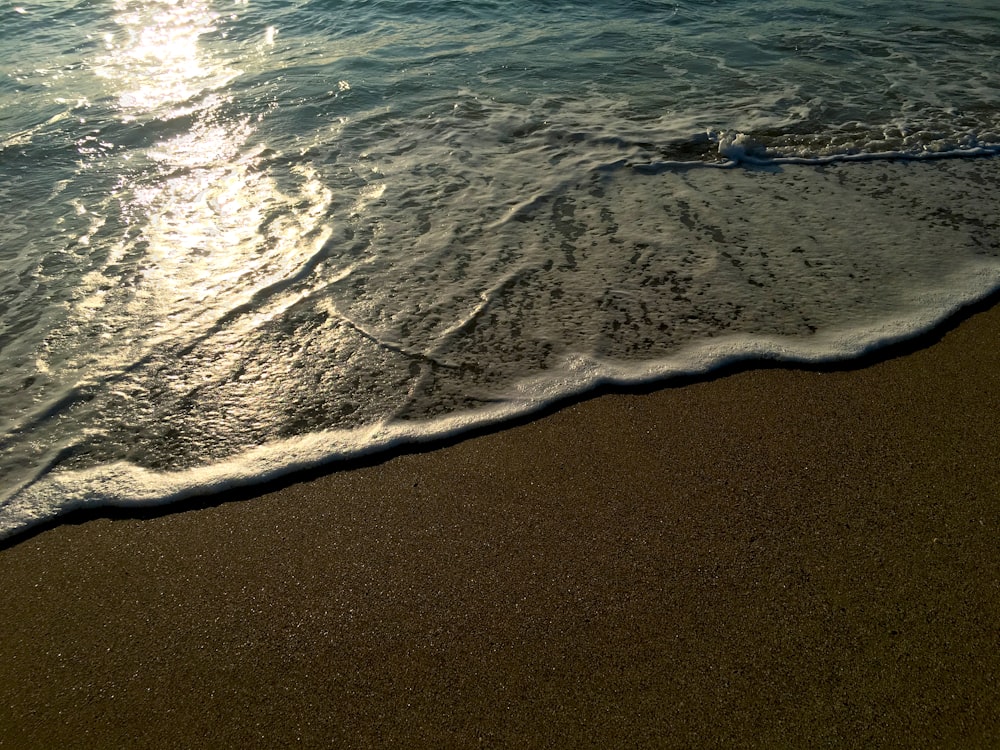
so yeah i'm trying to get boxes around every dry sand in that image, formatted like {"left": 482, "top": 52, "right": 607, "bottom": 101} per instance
{"left": 1, "top": 301, "right": 998, "bottom": 749}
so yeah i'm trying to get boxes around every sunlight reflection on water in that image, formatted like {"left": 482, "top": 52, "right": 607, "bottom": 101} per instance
{"left": 76, "top": 0, "right": 332, "bottom": 351}
{"left": 95, "top": 0, "right": 235, "bottom": 116}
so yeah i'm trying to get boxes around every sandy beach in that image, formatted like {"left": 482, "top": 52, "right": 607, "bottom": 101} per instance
{"left": 2, "top": 299, "right": 998, "bottom": 749}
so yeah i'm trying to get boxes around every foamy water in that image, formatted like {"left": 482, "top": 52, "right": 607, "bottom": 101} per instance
{"left": 2, "top": 0, "right": 999, "bottom": 538}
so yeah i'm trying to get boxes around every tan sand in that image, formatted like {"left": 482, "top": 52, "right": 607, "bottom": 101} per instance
{"left": 1, "top": 302, "right": 998, "bottom": 749}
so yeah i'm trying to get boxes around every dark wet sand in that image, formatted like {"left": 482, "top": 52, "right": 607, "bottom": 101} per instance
{"left": 1, "top": 303, "right": 999, "bottom": 749}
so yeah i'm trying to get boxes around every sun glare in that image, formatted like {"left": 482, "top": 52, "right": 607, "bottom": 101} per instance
{"left": 77, "top": 0, "right": 335, "bottom": 360}
{"left": 97, "top": 0, "right": 229, "bottom": 115}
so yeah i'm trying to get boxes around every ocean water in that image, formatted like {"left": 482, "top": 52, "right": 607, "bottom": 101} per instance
{"left": 1, "top": 0, "right": 999, "bottom": 539}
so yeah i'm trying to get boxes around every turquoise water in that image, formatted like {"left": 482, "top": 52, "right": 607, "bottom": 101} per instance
{"left": 2, "top": 0, "right": 999, "bottom": 538}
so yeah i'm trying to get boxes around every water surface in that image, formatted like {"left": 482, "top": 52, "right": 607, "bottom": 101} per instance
{"left": 2, "top": 0, "right": 999, "bottom": 537}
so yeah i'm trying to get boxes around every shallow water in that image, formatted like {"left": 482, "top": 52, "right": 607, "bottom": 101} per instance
{"left": 1, "top": 0, "right": 999, "bottom": 537}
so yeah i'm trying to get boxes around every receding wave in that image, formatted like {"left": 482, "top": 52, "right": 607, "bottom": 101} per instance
{"left": 3, "top": 152, "right": 999, "bottom": 541}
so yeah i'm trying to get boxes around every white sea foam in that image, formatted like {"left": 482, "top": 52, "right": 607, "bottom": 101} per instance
{"left": 3, "top": 253, "right": 997, "bottom": 541}
{"left": 4, "top": 152, "right": 1000, "bottom": 541}
{"left": 712, "top": 129, "right": 1000, "bottom": 165}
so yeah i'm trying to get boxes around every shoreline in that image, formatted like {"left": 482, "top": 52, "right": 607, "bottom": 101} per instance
{"left": 1, "top": 299, "right": 998, "bottom": 747}
{"left": 5, "top": 285, "right": 1000, "bottom": 550}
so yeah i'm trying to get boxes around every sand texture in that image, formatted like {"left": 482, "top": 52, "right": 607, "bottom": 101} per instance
{"left": 1, "top": 301, "right": 999, "bottom": 749}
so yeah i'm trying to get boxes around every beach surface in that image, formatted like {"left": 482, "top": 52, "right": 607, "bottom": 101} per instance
{"left": 1, "top": 301, "right": 998, "bottom": 749}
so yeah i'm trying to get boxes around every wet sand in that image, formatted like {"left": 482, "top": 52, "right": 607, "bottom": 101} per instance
{"left": 1, "top": 301, "right": 998, "bottom": 749}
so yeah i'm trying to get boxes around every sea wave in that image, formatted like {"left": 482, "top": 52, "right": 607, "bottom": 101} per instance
{"left": 2, "top": 0, "right": 999, "bottom": 540}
